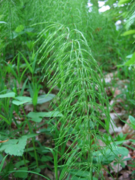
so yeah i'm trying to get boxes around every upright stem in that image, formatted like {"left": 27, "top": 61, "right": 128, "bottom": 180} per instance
{"left": 8, "top": 0, "right": 15, "bottom": 56}
{"left": 54, "top": 147, "right": 59, "bottom": 180}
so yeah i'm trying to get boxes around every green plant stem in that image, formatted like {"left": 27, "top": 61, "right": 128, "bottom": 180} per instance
{"left": 8, "top": 0, "right": 14, "bottom": 56}
{"left": 23, "top": 155, "right": 27, "bottom": 167}
{"left": 54, "top": 147, "right": 59, "bottom": 180}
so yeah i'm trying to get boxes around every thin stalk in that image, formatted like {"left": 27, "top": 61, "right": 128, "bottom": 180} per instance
{"left": 54, "top": 147, "right": 59, "bottom": 180}
{"left": 7, "top": 0, "right": 14, "bottom": 56}
{"left": 23, "top": 155, "right": 27, "bottom": 167}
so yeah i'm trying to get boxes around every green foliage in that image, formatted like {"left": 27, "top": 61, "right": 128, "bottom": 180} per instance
{"left": 12, "top": 96, "right": 32, "bottom": 106}
{"left": 27, "top": 111, "right": 63, "bottom": 122}
{"left": 122, "top": 29, "right": 135, "bottom": 36}
{"left": 93, "top": 144, "right": 128, "bottom": 165}
{"left": 118, "top": 0, "right": 135, "bottom": 33}
{"left": 0, "top": 21, "right": 6, "bottom": 24}
{"left": 14, "top": 167, "right": 28, "bottom": 178}
{"left": 118, "top": 0, "right": 131, "bottom": 5}
{"left": 124, "top": 52, "right": 135, "bottom": 66}
{"left": 129, "top": 115, "right": 135, "bottom": 129}
{"left": 0, "top": 136, "right": 27, "bottom": 156}
{"left": 0, "top": 155, "right": 8, "bottom": 172}
{"left": 0, "top": 92, "right": 15, "bottom": 98}
{"left": 0, "top": 0, "right": 133, "bottom": 179}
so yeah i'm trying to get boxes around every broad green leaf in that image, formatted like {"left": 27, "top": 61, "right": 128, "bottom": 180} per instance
{"left": 10, "top": 31, "right": 24, "bottom": 39}
{"left": 118, "top": 0, "right": 131, "bottom": 5}
{"left": 15, "top": 25, "right": 24, "bottom": 33}
{"left": 27, "top": 111, "right": 63, "bottom": 122}
{"left": 37, "top": 94, "right": 55, "bottom": 104}
{"left": 129, "top": 115, "right": 135, "bottom": 125}
{"left": 0, "top": 136, "right": 27, "bottom": 156}
{"left": 15, "top": 160, "right": 29, "bottom": 168}
{"left": 24, "top": 147, "right": 36, "bottom": 152}
{"left": 41, "top": 156, "right": 53, "bottom": 162}
{"left": 25, "top": 134, "right": 37, "bottom": 138}
{"left": 27, "top": 112, "right": 42, "bottom": 122}
{"left": 0, "top": 21, "right": 6, "bottom": 24}
{"left": 14, "top": 167, "right": 28, "bottom": 178}
{"left": 28, "top": 94, "right": 55, "bottom": 105}
{"left": 69, "top": 170, "right": 90, "bottom": 178}
{"left": 0, "top": 92, "right": 15, "bottom": 98}
{"left": 93, "top": 145, "right": 128, "bottom": 165}
{"left": 130, "top": 139, "right": 135, "bottom": 144}
{"left": 93, "top": 151, "right": 115, "bottom": 165}
{"left": 112, "top": 146, "right": 128, "bottom": 156}
{"left": 126, "top": 54, "right": 133, "bottom": 59}
{"left": 24, "top": 28, "right": 34, "bottom": 33}
{"left": 122, "top": 30, "right": 135, "bottom": 36}
{"left": 124, "top": 52, "right": 135, "bottom": 66}
{"left": 34, "top": 168, "right": 41, "bottom": 173}
{"left": 111, "top": 140, "right": 128, "bottom": 146}
{"left": 12, "top": 96, "right": 32, "bottom": 105}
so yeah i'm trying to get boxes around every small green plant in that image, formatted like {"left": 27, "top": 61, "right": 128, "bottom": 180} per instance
{"left": 0, "top": 90, "right": 63, "bottom": 179}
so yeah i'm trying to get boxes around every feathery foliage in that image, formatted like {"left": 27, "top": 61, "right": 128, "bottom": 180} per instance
{"left": 0, "top": 0, "right": 133, "bottom": 179}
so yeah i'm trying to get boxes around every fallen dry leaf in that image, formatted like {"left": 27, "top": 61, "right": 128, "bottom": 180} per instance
{"left": 103, "top": 71, "right": 118, "bottom": 84}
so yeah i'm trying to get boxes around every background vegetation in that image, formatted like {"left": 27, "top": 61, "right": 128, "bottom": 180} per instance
{"left": 0, "top": 0, "right": 135, "bottom": 179}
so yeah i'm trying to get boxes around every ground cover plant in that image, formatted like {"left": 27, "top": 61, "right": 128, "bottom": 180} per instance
{"left": 0, "top": 0, "right": 135, "bottom": 179}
